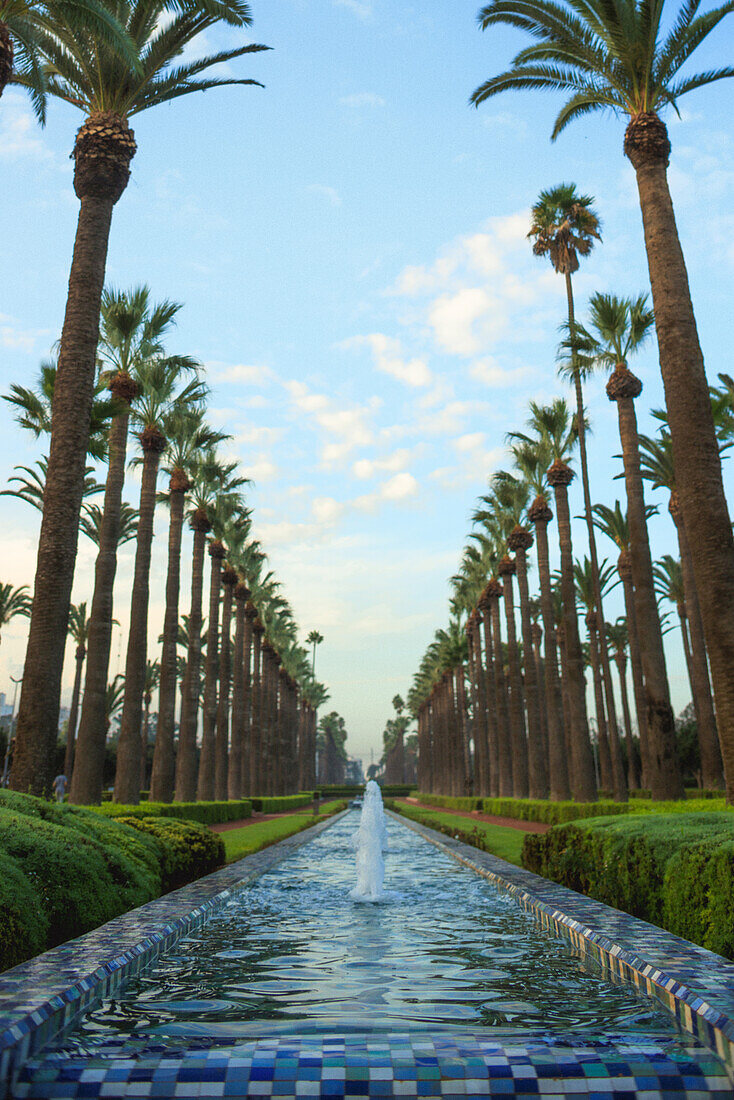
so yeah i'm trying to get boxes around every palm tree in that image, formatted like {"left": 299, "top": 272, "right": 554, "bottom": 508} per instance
{"left": 214, "top": 513, "right": 250, "bottom": 800}
{"left": 114, "top": 366, "right": 207, "bottom": 803}
{"left": 105, "top": 672, "right": 125, "bottom": 736}
{"left": 9, "top": 0, "right": 268, "bottom": 798}
{"left": 0, "top": 584, "right": 32, "bottom": 645}
{"left": 2, "top": 459, "right": 104, "bottom": 517}
{"left": 515, "top": 400, "right": 596, "bottom": 800}
{"left": 71, "top": 287, "right": 196, "bottom": 804}
{"left": 79, "top": 501, "right": 137, "bottom": 547}
{"left": 576, "top": 291, "right": 682, "bottom": 798}
{"left": 574, "top": 557, "right": 626, "bottom": 799}
{"left": 149, "top": 409, "right": 226, "bottom": 802}
{"left": 509, "top": 433, "right": 570, "bottom": 798}
{"left": 63, "top": 601, "right": 89, "bottom": 778}
{"left": 140, "top": 658, "right": 160, "bottom": 788}
{"left": 592, "top": 500, "right": 649, "bottom": 786}
{"left": 605, "top": 618, "right": 640, "bottom": 789}
{"left": 307, "top": 629, "right": 324, "bottom": 678}
{"left": 471, "top": 0, "right": 734, "bottom": 802}
{"left": 640, "top": 432, "right": 723, "bottom": 788}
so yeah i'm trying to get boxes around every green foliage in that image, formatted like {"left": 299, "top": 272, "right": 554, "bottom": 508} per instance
{"left": 386, "top": 801, "right": 524, "bottom": 866}
{"left": 249, "top": 794, "right": 313, "bottom": 812}
{"left": 419, "top": 793, "right": 483, "bottom": 812}
{"left": 114, "top": 817, "right": 224, "bottom": 891}
{"left": 94, "top": 798, "right": 252, "bottom": 825}
{"left": 522, "top": 814, "right": 734, "bottom": 959}
{"left": 0, "top": 850, "right": 49, "bottom": 972}
{"left": 482, "top": 797, "right": 630, "bottom": 824}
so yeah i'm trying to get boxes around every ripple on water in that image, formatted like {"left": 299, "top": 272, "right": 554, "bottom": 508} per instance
{"left": 66, "top": 813, "right": 684, "bottom": 1046}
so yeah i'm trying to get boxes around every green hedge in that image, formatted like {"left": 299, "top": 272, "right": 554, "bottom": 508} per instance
{"left": 94, "top": 798, "right": 252, "bottom": 825}
{"left": 522, "top": 813, "right": 734, "bottom": 959}
{"left": 316, "top": 785, "right": 364, "bottom": 797}
{"left": 250, "top": 794, "right": 313, "bottom": 813}
{"left": 114, "top": 817, "right": 224, "bottom": 891}
{"left": 0, "top": 791, "right": 226, "bottom": 973}
{"left": 418, "top": 793, "right": 483, "bottom": 812}
{"left": 482, "top": 797, "right": 632, "bottom": 824}
{"left": 380, "top": 785, "right": 417, "bottom": 797}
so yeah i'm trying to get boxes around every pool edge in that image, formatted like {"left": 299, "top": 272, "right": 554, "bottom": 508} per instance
{"left": 387, "top": 809, "right": 734, "bottom": 1075}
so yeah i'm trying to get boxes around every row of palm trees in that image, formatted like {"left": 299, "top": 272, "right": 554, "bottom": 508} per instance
{"left": 407, "top": 180, "right": 731, "bottom": 802}
{"left": 3, "top": 286, "right": 328, "bottom": 802}
{"left": 1, "top": 0, "right": 270, "bottom": 796}
{"left": 466, "top": 0, "right": 734, "bottom": 801}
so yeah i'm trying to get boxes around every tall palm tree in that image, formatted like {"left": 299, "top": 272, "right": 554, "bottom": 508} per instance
{"left": 471, "top": 0, "right": 734, "bottom": 801}
{"left": 640, "top": 431, "right": 723, "bottom": 788}
{"left": 140, "top": 658, "right": 160, "bottom": 788}
{"left": 149, "top": 409, "right": 226, "bottom": 802}
{"left": 515, "top": 400, "right": 596, "bottom": 800}
{"left": 2, "top": 459, "right": 104, "bottom": 518}
{"left": 63, "top": 601, "right": 89, "bottom": 778}
{"left": 578, "top": 291, "right": 682, "bottom": 798}
{"left": 592, "top": 501, "right": 649, "bottom": 786}
{"left": 574, "top": 556, "right": 626, "bottom": 799}
{"left": 10, "top": 0, "right": 268, "bottom": 798}
{"left": 509, "top": 434, "right": 570, "bottom": 798}
{"left": 79, "top": 501, "right": 137, "bottom": 547}
{"left": 214, "top": 513, "right": 250, "bottom": 800}
{"left": 114, "top": 366, "right": 206, "bottom": 803}
{"left": 71, "top": 287, "right": 197, "bottom": 804}
{"left": 307, "top": 629, "right": 324, "bottom": 678}
{"left": 605, "top": 618, "right": 640, "bottom": 789}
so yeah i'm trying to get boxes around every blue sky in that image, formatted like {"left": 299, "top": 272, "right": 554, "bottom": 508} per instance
{"left": 1, "top": 1, "right": 734, "bottom": 769}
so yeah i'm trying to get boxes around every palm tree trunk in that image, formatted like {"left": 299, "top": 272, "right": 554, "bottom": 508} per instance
{"left": 11, "top": 195, "right": 118, "bottom": 797}
{"left": 174, "top": 518, "right": 209, "bottom": 801}
{"left": 586, "top": 611, "right": 613, "bottom": 792}
{"left": 479, "top": 600, "right": 499, "bottom": 797}
{"left": 618, "top": 551, "right": 650, "bottom": 786}
{"left": 510, "top": 534, "right": 547, "bottom": 797}
{"left": 197, "top": 541, "right": 224, "bottom": 800}
{"left": 472, "top": 615, "right": 491, "bottom": 795}
{"left": 150, "top": 473, "right": 188, "bottom": 802}
{"left": 531, "top": 507, "right": 570, "bottom": 799}
{"left": 228, "top": 584, "right": 246, "bottom": 799}
{"left": 214, "top": 571, "right": 235, "bottom": 800}
{"left": 669, "top": 494, "right": 723, "bottom": 788}
{"left": 610, "top": 375, "right": 683, "bottom": 799}
{"left": 487, "top": 586, "right": 513, "bottom": 795}
{"left": 240, "top": 605, "right": 254, "bottom": 794}
{"left": 64, "top": 644, "right": 86, "bottom": 779}
{"left": 249, "top": 624, "right": 263, "bottom": 793}
{"left": 140, "top": 694, "right": 150, "bottom": 790}
{"left": 626, "top": 113, "right": 734, "bottom": 801}
{"left": 615, "top": 652, "right": 639, "bottom": 789}
{"left": 498, "top": 558, "right": 529, "bottom": 798}
{"left": 70, "top": 392, "right": 133, "bottom": 804}
{"left": 114, "top": 436, "right": 164, "bottom": 804}
{"left": 547, "top": 463, "right": 597, "bottom": 800}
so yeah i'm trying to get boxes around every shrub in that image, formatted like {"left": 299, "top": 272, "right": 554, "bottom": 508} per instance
{"left": 0, "top": 850, "right": 48, "bottom": 972}
{"left": 94, "top": 798, "right": 252, "bottom": 825}
{"left": 481, "top": 797, "right": 630, "bottom": 824}
{"left": 114, "top": 817, "right": 224, "bottom": 891}
{"left": 250, "top": 794, "right": 313, "bottom": 813}
{"left": 418, "top": 793, "right": 483, "bottom": 812}
{"left": 522, "top": 813, "right": 734, "bottom": 958}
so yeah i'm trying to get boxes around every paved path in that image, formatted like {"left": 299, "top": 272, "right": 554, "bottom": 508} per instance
{"left": 400, "top": 797, "right": 550, "bottom": 834}
{"left": 211, "top": 805, "right": 318, "bottom": 833}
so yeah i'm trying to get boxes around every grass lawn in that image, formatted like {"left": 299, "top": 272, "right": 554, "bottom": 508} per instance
{"left": 222, "top": 801, "right": 346, "bottom": 863}
{"left": 390, "top": 804, "right": 525, "bottom": 866}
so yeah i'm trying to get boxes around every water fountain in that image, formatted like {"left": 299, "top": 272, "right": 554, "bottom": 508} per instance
{"left": 349, "top": 779, "right": 389, "bottom": 902}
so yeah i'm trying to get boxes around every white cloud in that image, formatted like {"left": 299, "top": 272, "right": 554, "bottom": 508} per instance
{"left": 339, "top": 92, "right": 385, "bottom": 108}
{"left": 312, "top": 496, "right": 346, "bottom": 524}
{"left": 308, "top": 184, "right": 342, "bottom": 206}
{"left": 0, "top": 313, "right": 49, "bottom": 353}
{"left": 284, "top": 380, "right": 375, "bottom": 465}
{"left": 0, "top": 94, "right": 54, "bottom": 163}
{"left": 381, "top": 472, "right": 418, "bottom": 500}
{"left": 333, "top": 0, "right": 372, "bottom": 18}
{"left": 470, "top": 358, "right": 536, "bottom": 387}
{"left": 344, "top": 333, "right": 432, "bottom": 387}
{"left": 428, "top": 287, "right": 494, "bottom": 356}
{"left": 454, "top": 432, "right": 486, "bottom": 453}
{"left": 234, "top": 424, "right": 282, "bottom": 447}
{"left": 210, "top": 362, "right": 273, "bottom": 386}
{"left": 242, "top": 454, "right": 278, "bottom": 483}
{"left": 352, "top": 447, "right": 413, "bottom": 479}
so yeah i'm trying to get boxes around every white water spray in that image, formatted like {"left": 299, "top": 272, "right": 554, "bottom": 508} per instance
{"left": 349, "top": 780, "right": 390, "bottom": 902}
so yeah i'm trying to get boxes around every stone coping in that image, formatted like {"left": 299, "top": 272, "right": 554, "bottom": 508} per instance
{"left": 0, "top": 811, "right": 348, "bottom": 1087}
{"left": 388, "top": 811, "right": 734, "bottom": 1072}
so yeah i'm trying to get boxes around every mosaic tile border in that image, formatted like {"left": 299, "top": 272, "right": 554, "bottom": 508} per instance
{"left": 12, "top": 1031, "right": 732, "bottom": 1098}
{"left": 0, "top": 812, "right": 348, "bottom": 1088}
{"left": 389, "top": 812, "right": 734, "bottom": 1073}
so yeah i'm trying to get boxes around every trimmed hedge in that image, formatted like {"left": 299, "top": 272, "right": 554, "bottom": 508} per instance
{"left": 482, "top": 797, "right": 631, "bottom": 824}
{"left": 114, "top": 817, "right": 224, "bottom": 890}
{"left": 0, "top": 791, "right": 226, "bottom": 973}
{"left": 522, "top": 813, "right": 734, "bottom": 959}
{"left": 418, "top": 793, "right": 483, "bottom": 812}
{"left": 250, "top": 794, "right": 313, "bottom": 813}
{"left": 94, "top": 798, "right": 252, "bottom": 825}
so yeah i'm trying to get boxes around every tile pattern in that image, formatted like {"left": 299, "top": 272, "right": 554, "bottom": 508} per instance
{"left": 11, "top": 1032, "right": 733, "bottom": 1098}
{"left": 0, "top": 814, "right": 346, "bottom": 1086}
{"left": 391, "top": 813, "right": 734, "bottom": 1071}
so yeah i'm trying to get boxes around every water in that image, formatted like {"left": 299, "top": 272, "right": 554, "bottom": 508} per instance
{"left": 63, "top": 811, "right": 685, "bottom": 1048}
{"left": 349, "top": 781, "right": 390, "bottom": 902}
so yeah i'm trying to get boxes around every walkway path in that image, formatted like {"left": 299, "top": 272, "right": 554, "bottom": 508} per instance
{"left": 401, "top": 797, "right": 550, "bottom": 834}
